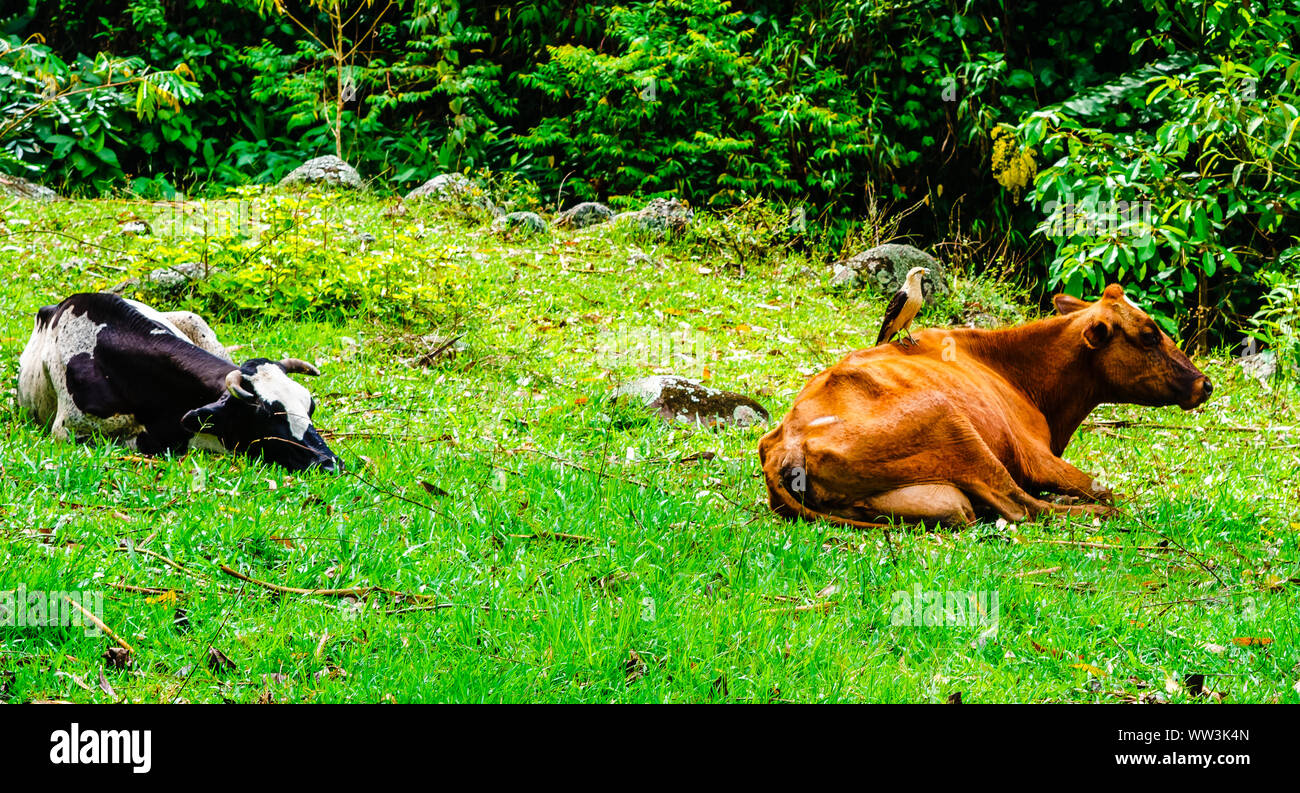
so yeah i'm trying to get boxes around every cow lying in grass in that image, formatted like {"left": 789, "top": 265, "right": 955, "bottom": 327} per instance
{"left": 759, "top": 284, "right": 1212, "bottom": 526}
{"left": 18, "top": 293, "right": 342, "bottom": 473}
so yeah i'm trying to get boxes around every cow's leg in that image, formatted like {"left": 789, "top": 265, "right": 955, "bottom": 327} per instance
{"left": 50, "top": 411, "right": 74, "bottom": 442}
{"left": 930, "top": 433, "right": 1111, "bottom": 523}
{"left": 1023, "top": 453, "right": 1113, "bottom": 503}
{"left": 812, "top": 409, "right": 1108, "bottom": 524}
{"left": 859, "top": 484, "right": 976, "bottom": 526}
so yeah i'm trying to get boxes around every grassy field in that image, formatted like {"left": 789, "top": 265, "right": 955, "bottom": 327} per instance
{"left": 1, "top": 191, "right": 1297, "bottom": 703}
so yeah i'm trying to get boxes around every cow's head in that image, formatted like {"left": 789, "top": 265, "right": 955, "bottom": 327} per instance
{"left": 1054, "top": 284, "right": 1212, "bottom": 410}
{"left": 180, "top": 358, "right": 343, "bottom": 472}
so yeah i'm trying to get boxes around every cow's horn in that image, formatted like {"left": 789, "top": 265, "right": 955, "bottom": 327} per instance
{"left": 225, "top": 369, "right": 255, "bottom": 401}
{"left": 278, "top": 358, "right": 320, "bottom": 376}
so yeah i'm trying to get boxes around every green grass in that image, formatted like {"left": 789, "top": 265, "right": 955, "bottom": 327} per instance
{"left": 1, "top": 192, "right": 1297, "bottom": 703}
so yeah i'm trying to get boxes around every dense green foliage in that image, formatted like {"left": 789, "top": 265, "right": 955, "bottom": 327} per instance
{"left": 2, "top": 0, "right": 1299, "bottom": 350}
{"left": 1014, "top": 1, "right": 1300, "bottom": 341}
{"left": 0, "top": 34, "right": 199, "bottom": 193}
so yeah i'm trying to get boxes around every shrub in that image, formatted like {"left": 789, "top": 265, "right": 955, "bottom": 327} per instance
{"left": 1012, "top": 1, "right": 1300, "bottom": 343}
{"left": 0, "top": 34, "right": 199, "bottom": 192}
{"left": 129, "top": 187, "right": 473, "bottom": 322}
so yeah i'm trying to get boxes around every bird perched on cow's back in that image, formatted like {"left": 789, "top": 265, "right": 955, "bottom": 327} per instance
{"left": 875, "top": 266, "right": 930, "bottom": 346}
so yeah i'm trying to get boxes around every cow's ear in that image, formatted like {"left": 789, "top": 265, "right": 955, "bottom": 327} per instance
{"left": 1054, "top": 293, "right": 1090, "bottom": 315}
{"left": 1082, "top": 320, "right": 1112, "bottom": 349}
{"left": 181, "top": 403, "right": 222, "bottom": 433}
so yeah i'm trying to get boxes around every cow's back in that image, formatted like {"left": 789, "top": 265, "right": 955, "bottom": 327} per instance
{"left": 767, "top": 334, "right": 1049, "bottom": 473}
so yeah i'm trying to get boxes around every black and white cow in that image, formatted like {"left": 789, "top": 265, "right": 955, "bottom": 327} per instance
{"left": 18, "top": 293, "right": 342, "bottom": 472}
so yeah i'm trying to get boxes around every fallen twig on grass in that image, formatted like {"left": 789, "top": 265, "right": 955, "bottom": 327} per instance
{"left": 385, "top": 602, "right": 540, "bottom": 617}
{"left": 1025, "top": 579, "right": 1095, "bottom": 592}
{"left": 1012, "top": 566, "right": 1062, "bottom": 578}
{"left": 531, "top": 553, "right": 603, "bottom": 590}
{"left": 760, "top": 601, "right": 838, "bottom": 616}
{"left": 1028, "top": 539, "right": 1174, "bottom": 552}
{"left": 1083, "top": 419, "right": 1295, "bottom": 434}
{"left": 217, "top": 563, "right": 433, "bottom": 603}
{"left": 1141, "top": 590, "right": 1248, "bottom": 610}
{"left": 107, "top": 582, "right": 184, "bottom": 597}
{"left": 504, "top": 530, "right": 598, "bottom": 545}
{"left": 115, "top": 543, "right": 209, "bottom": 580}
{"left": 64, "top": 596, "right": 133, "bottom": 653}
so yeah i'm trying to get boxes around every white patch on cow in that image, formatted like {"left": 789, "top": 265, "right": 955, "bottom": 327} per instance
{"left": 808, "top": 415, "right": 840, "bottom": 428}
{"left": 54, "top": 310, "right": 106, "bottom": 365}
{"left": 18, "top": 309, "right": 118, "bottom": 441}
{"left": 46, "top": 311, "right": 109, "bottom": 440}
{"left": 18, "top": 315, "right": 57, "bottom": 423}
{"left": 246, "top": 363, "right": 313, "bottom": 440}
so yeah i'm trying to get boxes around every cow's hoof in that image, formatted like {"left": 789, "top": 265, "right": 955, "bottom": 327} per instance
{"left": 1091, "top": 487, "right": 1115, "bottom": 504}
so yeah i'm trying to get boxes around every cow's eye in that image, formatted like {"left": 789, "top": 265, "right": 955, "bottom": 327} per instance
{"left": 1141, "top": 328, "right": 1160, "bottom": 347}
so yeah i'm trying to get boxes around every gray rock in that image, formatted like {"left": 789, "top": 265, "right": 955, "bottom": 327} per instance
{"left": 405, "top": 173, "right": 497, "bottom": 214}
{"left": 614, "top": 198, "right": 693, "bottom": 236}
{"left": 830, "top": 263, "right": 858, "bottom": 287}
{"left": 960, "top": 311, "right": 1003, "bottom": 329}
{"left": 105, "top": 261, "right": 209, "bottom": 295}
{"left": 147, "top": 261, "right": 207, "bottom": 288}
{"left": 406, "top": 172, "right": 473, "bottom": 198}
{"left": 121, "top": 220, "right": 151, "bottom": 236}
{"left": 0, "top": 173, "right": 57, "bottom": 201}
{"left": 1238, "top": 350, "right": 1276, "bottom": 383}
{"left": 278, "top": 155, "right": 363, "bottom": 189}
{"left": 554, "top": 201, "right": 615, "bottom": 229}
{"left": 613, "top": 375, "right": 769, "bottom": 428}
{"left": 492, "top": 211, "right": 547, "bottom": 235}
{"left": 831, "top": 243, "right": 947, "bottom": 302}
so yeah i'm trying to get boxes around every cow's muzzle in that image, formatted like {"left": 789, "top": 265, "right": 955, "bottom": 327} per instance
{"left": 309, "top": 456, "right": 344, "bottom": 474}
{"left": 1179, "top": 376, "right": 1213, "bottom": 410}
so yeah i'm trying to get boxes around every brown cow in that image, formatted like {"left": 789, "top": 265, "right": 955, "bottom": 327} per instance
{"left": 758, "top": 284, "right": 1212, "bottom": 527}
